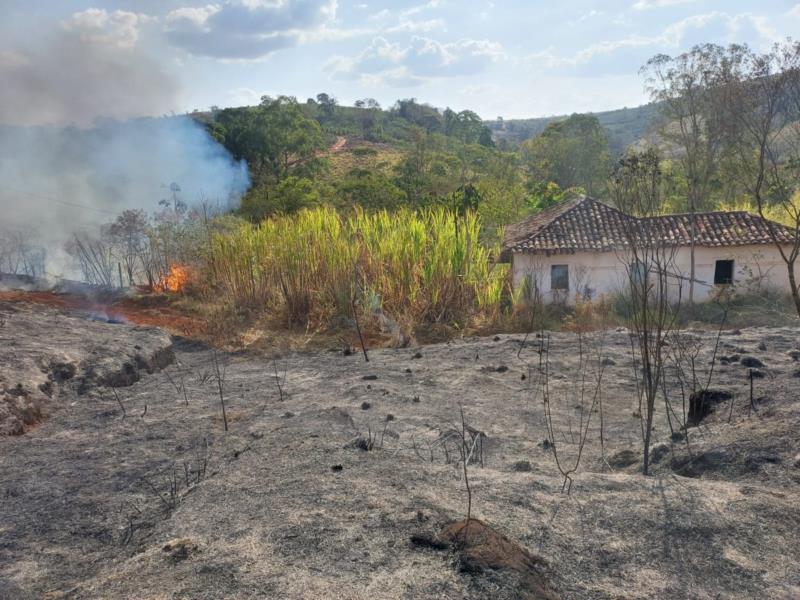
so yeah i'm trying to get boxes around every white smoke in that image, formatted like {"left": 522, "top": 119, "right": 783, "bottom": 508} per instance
{"left": 0, "top": 8, "right": 251, "bottom": 279}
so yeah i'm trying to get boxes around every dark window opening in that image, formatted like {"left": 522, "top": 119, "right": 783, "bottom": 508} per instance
{"left": 551, "top": 264, "right": 569, "bottom": 291}
{"left": 714, "top": 260, "right": 734, "bottom": 285}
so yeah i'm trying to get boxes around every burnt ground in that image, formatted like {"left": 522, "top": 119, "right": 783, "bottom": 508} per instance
{"left": 1, "top": 301, "right": 799, "bottom": 599}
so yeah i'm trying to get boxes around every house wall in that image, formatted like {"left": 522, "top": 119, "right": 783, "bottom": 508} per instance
{"left": 511, "top": 244, "right": 793, "bottom": 304}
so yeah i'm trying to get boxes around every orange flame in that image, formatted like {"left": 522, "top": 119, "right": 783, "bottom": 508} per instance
{"left": 155, "top": 264, "right": 190, "bottom": 293}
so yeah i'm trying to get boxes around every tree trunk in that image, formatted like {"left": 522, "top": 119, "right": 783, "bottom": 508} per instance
{"left": 689, "top": 204, "right": 696, "bottom": 304}
{"left": 788, "top": 260, "right": 800, "bottom": 319}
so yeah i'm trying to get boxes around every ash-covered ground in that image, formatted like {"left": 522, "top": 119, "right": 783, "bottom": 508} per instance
{"left": 1, "top": 300, "right": 799, "bottom": 599}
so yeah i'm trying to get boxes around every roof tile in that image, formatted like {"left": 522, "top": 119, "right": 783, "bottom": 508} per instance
{"left": 504, "top": 196, "right": 796, "bottom": 255}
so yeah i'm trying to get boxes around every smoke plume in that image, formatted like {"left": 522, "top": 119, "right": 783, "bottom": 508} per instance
{"left": 0, "top": 8, "right": 250, "bottom": 279}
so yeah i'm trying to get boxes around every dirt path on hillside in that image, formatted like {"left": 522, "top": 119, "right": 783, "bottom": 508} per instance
{"left": 1, "top": 304, "right": 799, "bottom": 598}
{"left": 329, "top": 135, "right": 347, "bottom": 153}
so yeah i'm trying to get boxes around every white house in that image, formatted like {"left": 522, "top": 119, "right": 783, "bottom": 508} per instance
{"left": 501, "top": 195, "right": 797, "bottom": 304}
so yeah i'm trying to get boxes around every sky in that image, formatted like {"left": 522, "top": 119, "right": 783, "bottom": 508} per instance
{"left": 2, "top": 0, "right": 800, "bottom": 125}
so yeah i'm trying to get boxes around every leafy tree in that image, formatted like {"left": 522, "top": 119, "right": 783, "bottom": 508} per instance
{"left": 714, "top": 41, "right": 800, "bottom": 317}
{"left": 520, "top": 113, "right": 611, "bottom": 195}
{"left": 215, "top": 96, "right": 325, "bottom": 187}
{"left": 393, "top": 99, "right": 443, "bottom": 132}
{"left": 241, "top": 176, "right": 320, "bottom": 220}
{"left": 316, "top": 93, "right": 337, "bottom": 121}
{"left": 525, "top": 181, "right": 584, "bottom": 212}
{"left": 642, "top": 44, "right": 727, "bottom": 302}
{"left": 393, "top": 128, "right": 460, "bottom": 206}
{"left": 354, "top": 98, "right": 383, "bottom": 140}
{"left": 478, "top": 127, "right": 495, "bottom": 148}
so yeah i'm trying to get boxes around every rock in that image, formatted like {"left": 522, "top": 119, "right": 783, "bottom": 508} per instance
{"left": 608, "top": 449, "right": 639, "bottom": 468}
{"left": 360, "top": 402, "right": 371, "bottom": 410}
{"left": 650, "top": 443, "right": 670, "bottom": 463}
{"left": 162, "top": 538, "right": 198, "bottom": 563}
{"left": 671, "top": 431, "right": 686, "bottom": 442}
{"left": 741, "top": 356, "right": 765, "bottom": 369}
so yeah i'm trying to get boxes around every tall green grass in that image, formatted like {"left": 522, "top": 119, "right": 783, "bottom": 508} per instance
{"left": 209, "top": 206, "right": 510, "bottom": 329}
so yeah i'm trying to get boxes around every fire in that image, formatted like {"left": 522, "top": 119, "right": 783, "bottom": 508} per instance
{"left": 155, "top": 264, "right": 190, "bottom": 293}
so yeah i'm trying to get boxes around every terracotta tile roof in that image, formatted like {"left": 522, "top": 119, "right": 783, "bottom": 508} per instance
{"left": 503, "top": 196, "right": 796, "bottom": 257}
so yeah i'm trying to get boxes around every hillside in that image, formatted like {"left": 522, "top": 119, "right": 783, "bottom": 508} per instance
{"left": 193, "top": 99, "right": 663, "bottom": 155}
{"left": 486, "top": 102, "right": 664, "bottom": 154}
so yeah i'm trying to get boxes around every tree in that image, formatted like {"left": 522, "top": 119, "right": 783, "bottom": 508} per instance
{"left": 525, "top": 181, "right": 584, "bottom": 212}
{"left": 108, "top": 209, "right": 149, "bottom": 285}
{"left": 393, "top": 127, "right": 460, "bottom": 206}
{"left": 215, "top": 96, "right": 325, "bottom": 187}
{"left": 393, "top": 99, "right": 443, "bottom": 132}
{"left": 316, "top": 93, "right": 337, "bottom": 121}
{"left": 241, "top": 176, "right": 320, "bottom": 219}
{"left": 714, "top": 41, "right": 800, "bottom": 317}
{"left": 520, "top": 114, "right": 611, "bottom": 196}
{"left": 609, "top": 149, "right": 680, "bottom": 475}
{"left": 355, "top": 98, "right": 382, "bottom": 140}
{"left": 642, "top": 44, "right": 727, "bottom": 303}
{"left": 0, "top": 228, "right": 46, "bottom": 279}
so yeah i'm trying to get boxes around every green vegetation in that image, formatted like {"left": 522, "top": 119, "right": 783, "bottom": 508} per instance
{"left": 180, "top": 41, "right": 800, "bottom": 333}
{"left": 208, "top": 207, "right": 511, "bottom": 332}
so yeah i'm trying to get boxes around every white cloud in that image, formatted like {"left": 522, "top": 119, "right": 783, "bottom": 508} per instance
{"left": 633, "top": 0, "right": 696, "bottom": 10}
{"left": 328, "top": 35, "right": 504, "bottom": 86}
{"left": 788, "top": 5, "right": 800, "bottom": 18}
{"left": 62, "top": 8, "right": 150, "bottom": 49}
{"left": 400, "top": 0, "right": 442, "bottom": 18}
{"left": 165, "top": 0, "right": 338, "bottom": 60}
{"left": 527, "top": 11, "right": 780, "bottom": 70}
{"left": 385, "top": 18, "right": 444, "bottom": 33}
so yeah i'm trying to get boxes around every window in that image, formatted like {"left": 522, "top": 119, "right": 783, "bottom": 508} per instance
{"left": 714, "top": 259, "right": 734, "bottom": 285}
{"left": 551, "top": 264, "right": 569, "bottom": 291}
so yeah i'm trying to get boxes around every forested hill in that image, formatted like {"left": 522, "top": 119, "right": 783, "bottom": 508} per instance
{"left": 486, "top": 102, "right": 663, "bottom": 155}
{"left": 187, "top": 95, "right": 674, "bottom": 233}
{"left": 193, "top": 97, "right": 662, "bottom": 154}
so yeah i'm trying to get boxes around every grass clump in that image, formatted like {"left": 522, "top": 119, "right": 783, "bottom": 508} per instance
{"left": 208, "top": 206, "right": 511, "bottom": 334}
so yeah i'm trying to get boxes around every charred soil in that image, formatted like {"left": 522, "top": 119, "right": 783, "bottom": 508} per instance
{"left": 1, "top": 302, "right": 799, "bottom": 599}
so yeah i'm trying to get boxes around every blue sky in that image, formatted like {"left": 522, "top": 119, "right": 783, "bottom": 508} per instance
{"left": 3, "top": 0, "right": 800, "bottom": 124}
